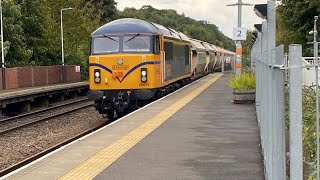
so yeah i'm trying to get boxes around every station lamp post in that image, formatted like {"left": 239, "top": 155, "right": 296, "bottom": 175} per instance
{"left": 309, "top": 15, "right": 320, "bottom": 180}
{"left": 61, "top": 7, "right": 74, "bottom": 83}
{"left": 0, "top": 0, "right": 5, "bottom": 90}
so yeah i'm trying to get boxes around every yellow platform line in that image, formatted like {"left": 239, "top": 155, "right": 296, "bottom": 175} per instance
{"left": 59, "top": 74, "right": 223, "bottom": 180}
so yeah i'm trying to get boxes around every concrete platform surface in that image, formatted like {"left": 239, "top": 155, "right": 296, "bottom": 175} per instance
{"left": 94, "top": 75, "right": 264, "bottom": 180}
{"left": 0, "top": 82, "right": 88, "bottom": 100}
{"left": 2, "top": 74, "right": 264, "bottom": 180}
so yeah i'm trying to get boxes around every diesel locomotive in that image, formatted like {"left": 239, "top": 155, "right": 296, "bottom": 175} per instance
{"left": 87, "top": 18, "right": 235, "bottom": 119}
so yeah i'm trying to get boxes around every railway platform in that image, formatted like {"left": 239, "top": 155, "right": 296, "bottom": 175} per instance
{"left": 2, "top": 74, "right": 264, "bottom": 180}
{"left": 0, "top": 82, "right": 89, "bottom": 115}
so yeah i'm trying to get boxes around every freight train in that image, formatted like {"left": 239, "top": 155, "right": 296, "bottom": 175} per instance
{"left": 87, "top": 18, "right": 235, "bottom": 119}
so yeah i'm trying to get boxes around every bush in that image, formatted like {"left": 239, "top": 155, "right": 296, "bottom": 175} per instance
{"left": 229, "top": 71, "right": 256, "bottom": 90}
{"left": 284, "top": 86, "right": 318, "bottom": 179}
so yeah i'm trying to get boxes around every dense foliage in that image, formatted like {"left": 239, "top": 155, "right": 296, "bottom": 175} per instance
{"left": 285, "top": 86, "right": 318, "bottom": 179}
{"left": 276, "top": 0, "right": 319, "bottom": 55}
{"left": 1, "top": 0, "right": 117, "bottom": 80}
{"left": 0, "top": 1, "right": 234, "bottom": 80}
{"left": 242, "top": 0, "right": 319, "bottom": 56}
{"left": 119, "top": 5, "right": 235, "bottom": 50}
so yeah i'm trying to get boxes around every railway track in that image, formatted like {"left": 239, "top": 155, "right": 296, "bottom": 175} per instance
{"left": 0, "top": 98, "right": 93, "bottom": 135}
{"left": 0, "top": 122, "right": 106, "bottom": 178}
{"left": 0, "top": 98, "right": 99, "bottom": 177}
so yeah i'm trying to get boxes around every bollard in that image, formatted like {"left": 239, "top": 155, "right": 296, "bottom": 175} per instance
{"left": 289, "top": 44, "right": 303, "bottom": 180}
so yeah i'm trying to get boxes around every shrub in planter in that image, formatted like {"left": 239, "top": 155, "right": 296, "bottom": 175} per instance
{"left": 229, "top": 71, "right": 256, "bottom": 104}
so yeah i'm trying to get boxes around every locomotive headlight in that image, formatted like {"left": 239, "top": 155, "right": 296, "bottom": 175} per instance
{"left": 94, "top": 69, "right": 101, "bottom": 83}
{"left": 141, "top": 70, "right": 147, "bottom": 77}
{"left": 95, "top": 71, "right": 100, "bottom": 78}
{"left": 141, "top": 68, "right": 147, "bottom": 82}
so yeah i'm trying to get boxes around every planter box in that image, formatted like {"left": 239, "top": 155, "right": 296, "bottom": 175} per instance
{"left": 233, "top": 89, "right": 255, "bottom": 104}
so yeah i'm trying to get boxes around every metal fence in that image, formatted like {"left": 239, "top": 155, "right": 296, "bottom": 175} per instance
{"left": 250, "top": 1, "right": 319, "bottom": 180}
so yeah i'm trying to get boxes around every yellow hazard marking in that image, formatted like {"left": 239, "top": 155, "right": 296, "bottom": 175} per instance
{"left": 0, "top": 82, "right": 88, "bottom": 96}
{"left": 59, "top": 74, "right": 223, "bottom": 180}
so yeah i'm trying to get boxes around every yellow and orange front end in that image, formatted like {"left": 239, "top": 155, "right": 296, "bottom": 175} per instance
{"left": 89, "top": 53, "right": 162, "bottom": 91}
{"left": 87, "top": 33, "right": 162, "bottom": 118}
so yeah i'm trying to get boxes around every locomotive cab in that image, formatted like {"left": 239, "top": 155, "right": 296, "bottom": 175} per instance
{"left": 87, "top": 18, "right": 184, "bottom": 119}
{"left": 87, "top": 18, "right": 201, "bottom": 120}
{"left": 88, "top": 33, "right": 162, "bottom": 117}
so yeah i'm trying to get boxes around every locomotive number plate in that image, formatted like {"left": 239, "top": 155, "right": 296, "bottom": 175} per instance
{"left": 139, "top": 83, "right": 149, "bottom": 86}
{"left": 112, "top": 65, "right": 129, "bottom": 70}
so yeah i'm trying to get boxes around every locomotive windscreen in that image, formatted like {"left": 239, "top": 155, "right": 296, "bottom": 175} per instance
{"left": 123, "top": 35, "right": 151, "bottom": 53}
{"left": 92, "top": 36, "right": 120, "bottom": 54}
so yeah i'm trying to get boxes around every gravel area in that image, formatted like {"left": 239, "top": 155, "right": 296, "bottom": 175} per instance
{"left": 0, "top": 100, "right": 92, "bottom": 133}
{"left": 0, "top": 106, "right": 105, "bottom": 171}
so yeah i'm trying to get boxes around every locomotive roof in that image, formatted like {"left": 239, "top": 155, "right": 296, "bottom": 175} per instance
{"left": 189, "top": 39, "right": 206, "bottom": 52}
{"left": 91, "top": 18, "right": 190, "bottom": 42}
{"left": 210, "top": 45, "right": 223, "bottom": 53}
{"left": 201, "top": 42, "right": 216, "bottom": 52}
{"left": 92, "top": 18, "right": 161, "bottom": 35}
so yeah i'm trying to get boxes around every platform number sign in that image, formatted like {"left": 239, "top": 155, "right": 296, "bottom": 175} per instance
{"left": 75, "top": 66, "right": 81, "bottom": 73}
{"left": 233, "top": 27, "right": 247, "bottom": 41}
{"left": 226, "top": 57, "right": 231, "bottom": 63}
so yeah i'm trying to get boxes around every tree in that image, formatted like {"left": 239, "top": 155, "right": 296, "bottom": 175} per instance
{"left": 20, "top": 0, "right": 60, "bottom": 66}
{"left": 119, "top": 6, "right": 235, "bottom": 51}
{"left": 3, "top": 0, "right": 31, "bottom": 67}
{"left": 83, "top": 0, "right": 118, "bottom": 24}
{"left": 277, "top": 0, "right": 320, "bottom": 55}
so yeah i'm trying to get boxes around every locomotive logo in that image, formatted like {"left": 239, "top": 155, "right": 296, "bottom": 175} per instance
{"left": 113, "top": 59, "right": 128, "bottom": 70}
{"left": 117, "top": 59, "right": 123, "bottom": 65}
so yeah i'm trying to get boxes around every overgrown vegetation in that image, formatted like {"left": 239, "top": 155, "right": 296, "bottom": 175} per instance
{"left": 0, "top": 1, "right": 235, "bottom": 80}
{"left": 276, "top": 0, "right": 320, "bottom": 56}
{"left": 1, "top": 0, "right": 118, "bottom": 80}
{"left": 119, "top": 5, "right": 235, "bottom": 50}
{"left": 229, "top": 71, "right": 256, "bottom": 90}
{"left": 285, "top": 86, "right": 318, "bottom": 179}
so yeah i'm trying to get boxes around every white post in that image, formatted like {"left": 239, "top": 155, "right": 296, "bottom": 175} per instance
{"left": 0, "top": 0, "right": 5, "bottom": 90}
{"left": 289, "top": 44, "right": 303, "bottom": 180}
{"left": 60, "top": 8, "right": 73, "bottom": 83}
{"left": 313, "top": 15, "right": 319, "bottom": 180}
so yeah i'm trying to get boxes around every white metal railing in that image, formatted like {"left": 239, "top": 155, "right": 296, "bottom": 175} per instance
{"left": 302, "top": 57, "right": 320, "bottom": 86}
{"left": 303, "top": 57, "right": 320, "bottom": 65}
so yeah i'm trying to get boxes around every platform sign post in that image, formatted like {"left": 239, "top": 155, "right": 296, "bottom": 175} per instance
{"left": 228, "top": 0, "right": 252, "bottom": 76}
{"left": 233, "top": 27, "right": 247, "bottom": 76}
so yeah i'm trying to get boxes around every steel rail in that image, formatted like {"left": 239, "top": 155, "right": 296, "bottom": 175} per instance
{"left": 0, "top": 98, "right": 89, "bottom": 123}
{"left": 0, "top": 100, "right": 93, "bottom": 135}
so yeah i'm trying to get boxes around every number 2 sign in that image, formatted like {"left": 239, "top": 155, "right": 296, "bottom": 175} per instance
{"left": 233, "top": 27, "right": 247, "bottom": 41}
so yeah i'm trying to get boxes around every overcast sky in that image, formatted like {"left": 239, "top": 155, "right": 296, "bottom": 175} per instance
{"left": 116, "top": 0, "right": 268, "bottom": 39}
